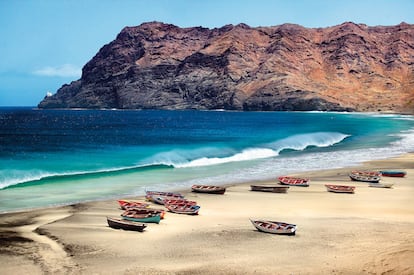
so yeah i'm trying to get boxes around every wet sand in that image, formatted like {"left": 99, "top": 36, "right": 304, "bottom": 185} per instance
{"left": 1, "top": 154, "right": 413, "bottom": 274}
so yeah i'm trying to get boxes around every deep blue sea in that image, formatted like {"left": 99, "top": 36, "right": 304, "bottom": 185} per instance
{"left": 1, "top": 107, "right": 413, "bottom": 213}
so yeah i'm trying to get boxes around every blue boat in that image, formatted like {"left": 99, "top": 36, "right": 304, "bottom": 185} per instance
{"left": 121, "top": 213, "right": 161, "bottom": 224}
{"left": 380, "top": 170, "right": 406, "bottom": 177}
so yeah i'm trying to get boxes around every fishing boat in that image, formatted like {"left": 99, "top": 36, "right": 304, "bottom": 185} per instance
{"left": 162, "top": 198, "right": 197, "bottom": 206}
{"left": 349, "top": 171, "right": 380, "bottom": 183}
{"left": 117, "top": 199, "right": 150, "bottom": 210}
{"left": 147, "top": 195, "right": 197, "bottom": 206}
{"left": 250, "top": 184, "right": 289, "bottom": 193}
{"left": 145, "top": 190, "right": 184, "bottom": 198}
{"left": 106, "top": 216, "right": 147, "bottom": 232}
{"left": 380, "top": 170, "right": 406, "bottom": 177}
{"left": 369, "top": 182, "right": 394, "bottom": 188}
{"left": 191, "top": 184, "right": 226, "bottom": 194}
{"left": 350, "top": 170, "right": 381, "bottom": 177}
{"left": 145, "top": 195, "right": 174, "bottom": 205}
{"left": 250, "top": 219, "right": 296, "bottom": 235}
{"left": 165, "top": 204, "right": 200, "bottom": 215}
{"left": 278, "top": 176, "right": 309, "bottom": 187}
{"left": 122, "top": 207, "right": 166, "bottom": 219}
{"left": 121, "top": 211, "right": 161, "bottom": 223}
{"left": 325, "top": 184, "right": 355, "bottom": 193}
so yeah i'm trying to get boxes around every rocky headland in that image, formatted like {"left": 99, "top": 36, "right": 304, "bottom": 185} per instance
{"left": 38, "top": 21, "right": 414, "bottom": 113}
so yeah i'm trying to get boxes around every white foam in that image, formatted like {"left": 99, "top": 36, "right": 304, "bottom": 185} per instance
{"left": 175, "top": 148, "right": 278, "bottom": 168}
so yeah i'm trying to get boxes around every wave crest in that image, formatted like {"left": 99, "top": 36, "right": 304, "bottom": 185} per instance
{"left": 267, "top": 132, "right": 350, "bottom": 152}
{"left": 167, "top": 132, "right": 349, "bottom": 168}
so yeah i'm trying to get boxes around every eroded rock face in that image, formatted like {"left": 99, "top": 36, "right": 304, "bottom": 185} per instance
{"left": 39, "top": 21, "right": 414, "bottom": 113}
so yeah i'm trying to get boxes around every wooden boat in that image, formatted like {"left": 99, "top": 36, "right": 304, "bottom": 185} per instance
{"left": 146, "top": 195, "right": 197, "bottom": 206}
{"left": 165, "top": 204, "right": 200, "bottom": 215}
{"left": 351, "top": 170, "right": 381, "bottom": 177}
{"left": 349, "top": 172, "right": 380, "bottom": 183}
{"left": 325, "top": 184, "right": 355, "bottom": 193}
{"left": 250, "top": 184, "right": 289, "bottom": 193}
{"left": 278, "top": 176, "right": 309, "bottom": 187}
{"left": 369, "top": 182, "right": 394, "bottom": 188}
{"left": 145, "top": 195, "right": 173, "bottom": 205}
{"left": 191, "top": 184, "right": 226, "bottom": 194}
{"left": 162, "top": 198, "right": 197, "bottom": 206}
{"left": 122, "top": 207, "right": 166, "bottom": 219}
{"left": 380, "top": 170, "right": 406, "bottom": 177}
{"left": 250, "top": 219, "right": 296, "bottom": 235}
{"left": 145, "top": 191, "right": 184, "bottom": 198}
{"left": 106, "top": 216, "right": 147, "bottom": 232}
{"left": 121, "top": 211, "right": 161, "bottom": 223}
{"left": 117, "top": 199, "right": 150, "bottom": 210}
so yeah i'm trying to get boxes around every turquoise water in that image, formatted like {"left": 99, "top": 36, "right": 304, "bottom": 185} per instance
{"left": 1, "top": 108, "right": 413, "bottom": 213}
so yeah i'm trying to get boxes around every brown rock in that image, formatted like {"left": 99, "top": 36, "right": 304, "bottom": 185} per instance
{"left": 38, "top": 21, "right": 414, "bottom": 113}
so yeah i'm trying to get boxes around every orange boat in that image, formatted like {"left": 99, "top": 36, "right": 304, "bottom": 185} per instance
{"left": 278, "top": 176, "right": 309, "bottom": 187}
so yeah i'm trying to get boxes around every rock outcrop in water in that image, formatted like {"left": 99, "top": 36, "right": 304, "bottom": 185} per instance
{"left": 38, "top": 22, "right": 414, "bottom": 113}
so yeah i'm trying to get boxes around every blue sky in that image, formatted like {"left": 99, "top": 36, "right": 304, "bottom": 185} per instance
{"left": 0, "top": 0, "right": 413, "bottom": 106}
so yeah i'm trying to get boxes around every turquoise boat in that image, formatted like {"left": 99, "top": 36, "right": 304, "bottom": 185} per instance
{"left": 380, "top": 170, "right": 406, "bottom": 177}
{"left": 121, "top": 214, "right": 161, "bottom": 224}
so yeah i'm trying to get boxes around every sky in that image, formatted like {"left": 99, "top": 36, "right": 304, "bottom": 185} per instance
{"left": 0, "top": 0, "right": 413, "bottom": 106}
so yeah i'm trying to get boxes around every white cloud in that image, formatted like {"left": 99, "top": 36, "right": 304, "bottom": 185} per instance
{"left": 33, "top": 64, "right": 82, "bottom": 77}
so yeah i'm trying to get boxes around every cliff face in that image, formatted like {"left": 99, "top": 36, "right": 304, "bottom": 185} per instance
{"left": 39, "top": 22, "right": 414, "bottom": 113}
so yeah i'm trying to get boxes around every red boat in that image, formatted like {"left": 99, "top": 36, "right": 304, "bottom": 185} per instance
{"left": 350, "top": 170, "right": 381, "bottom": 176}
{"left": 325, "top": 184, "right": 355, "bottom": 194}
{"left": 117, "top": 199, "right": 150, "bottom": 210}
{"left": 278, "top": 176, "right": 309, "bottom": 187}
{"left": 122, "top": 207, "right": 166, "bottom": 219}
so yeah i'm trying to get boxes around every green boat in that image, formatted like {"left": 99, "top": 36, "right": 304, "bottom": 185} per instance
{"left": 121, "top": 213, "right": 161, "bottom": 224}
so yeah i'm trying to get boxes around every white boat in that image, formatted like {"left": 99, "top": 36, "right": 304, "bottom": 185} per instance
{"left": 349, "top": 171, "right": 380, "bottom": 183}
{"left": 369, "top": 183, "right": 394, "bottom": 188}
{"left": 325, "top": 184, "right": 355, "bottom": 193}
{"left": 250, "top": 219, "right": 296, "bottom": 235}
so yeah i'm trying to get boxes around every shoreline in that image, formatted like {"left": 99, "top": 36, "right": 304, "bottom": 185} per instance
{"left": 1, "top": 153, "right": 413, "bottom": 274}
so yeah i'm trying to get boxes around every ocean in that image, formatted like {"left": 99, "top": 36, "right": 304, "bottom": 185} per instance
{"left": 1, "top": 107, "right": 413, "bottom": 213}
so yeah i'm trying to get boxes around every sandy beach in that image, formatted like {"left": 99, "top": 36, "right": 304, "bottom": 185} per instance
{"left": 1, "top": 154, "right": 413, "bottom": 274}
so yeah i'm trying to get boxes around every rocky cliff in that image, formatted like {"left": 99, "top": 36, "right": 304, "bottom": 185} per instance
{"left": 38, "top": 21, "right": 414, "bottom": 113}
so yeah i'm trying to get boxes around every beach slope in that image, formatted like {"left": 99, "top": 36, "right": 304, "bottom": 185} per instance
{"left": 1, "top": 154, "right": 413, "bottom": 274}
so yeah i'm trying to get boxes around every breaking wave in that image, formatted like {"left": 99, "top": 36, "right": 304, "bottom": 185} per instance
{"left": 1, "top": 132, "right": 349, "bottom": 189}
